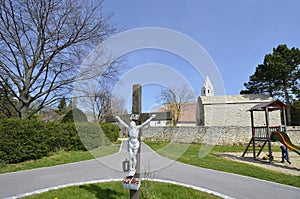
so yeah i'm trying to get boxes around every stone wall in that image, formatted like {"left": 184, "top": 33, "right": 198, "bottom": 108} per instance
{"left": 142, "top": 126, "right": 300, "bottom": 146}
{"left": 286, "top": 126, "right": 300, "bottom": 145}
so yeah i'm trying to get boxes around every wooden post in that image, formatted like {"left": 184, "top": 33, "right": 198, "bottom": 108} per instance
{"left": 242, "top": 110, "right": 255, "bottom": 157}
{"left": 265, "top": 107, "right": 272, "bottom": 163}
{"left": 251, "top": 110, "right": 256, "bottom": 159}
{"left": 132, "top": 84, "right": 142, "bottom": 114}
{"left": 130, "top": 84, "right": 141, "bottom": 199}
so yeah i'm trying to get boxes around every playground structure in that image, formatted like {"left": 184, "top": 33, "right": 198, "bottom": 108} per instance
{"left": 242, "top": 99, "right": 300, "bottom": 163}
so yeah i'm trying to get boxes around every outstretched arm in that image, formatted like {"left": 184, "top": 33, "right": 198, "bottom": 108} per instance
{"left": 137, "top": 114, "right": 156, "bottom": 129}
{"left": 115, "top": 116, "right": 129, "bottom": 128}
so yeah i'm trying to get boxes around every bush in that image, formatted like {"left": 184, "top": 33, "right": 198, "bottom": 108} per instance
{"left": 61, "top": 108, "right": 88, "bottom": 123}
{"left": 0, "top": 118, "right": 119, "bottom": 164}
{"left": 100, "top": 122, "right": 120, "bottom": 143}
{"left": 76, "top": 122, "right": 109, "bottom": 149}
{"left": 44, "top": 122, "right": 86, "bottom": 152}
{"left": 0, "top": 119, "right": 48, "bottom": 163}
{"left": 0, "top": 119, "right": 86, "bottom": 164}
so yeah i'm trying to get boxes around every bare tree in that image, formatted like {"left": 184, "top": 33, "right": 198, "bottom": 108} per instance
{"left": 86, "top": 85, "right": 127, "bottom": 123}
{"left": 111, "top": 95, "right": 128, "bottom": 116}
{"left": 93, "top": 86, "right": 111, "bottom": 122}
{"left": 0, "top": 80, "right": 18, "bottom": 117}
{"left": 0, "top": 0, "right": 118, "bottom": 118}
{"left": 156, "top": 85, "right": 195, "bottom": 126}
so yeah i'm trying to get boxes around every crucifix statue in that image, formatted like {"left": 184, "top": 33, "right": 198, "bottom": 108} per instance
{"left": 115, "top": 113, "right": 156, "bottom": 176}
{"left": 109, "top": 84, "right": 172, "bottom": 199}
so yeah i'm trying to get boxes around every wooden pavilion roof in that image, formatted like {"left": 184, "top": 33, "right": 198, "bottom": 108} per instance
{"left": 248, "top": 99, "right": 288, "bottom": 112}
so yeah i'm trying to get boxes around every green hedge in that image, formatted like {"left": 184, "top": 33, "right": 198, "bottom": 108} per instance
{"left": 76, "top": 122, "right": 110, "bottom": 150}
{"left": 0, "top": 119, "right": 79, "bottom": 164}
{"left": 0, "top": 119, "right": 47, "bottom": 163}
{"left": 100, "top": 122, "right": 120, "bottom": 143}
{"left": 61, "top": 108, "right": 88, "bottom": 123}
{"left": 0, "top": 119, "right": 115, "bottom": 164}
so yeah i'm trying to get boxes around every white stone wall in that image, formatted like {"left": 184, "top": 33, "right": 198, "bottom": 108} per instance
{"left": 142, "top": 126, "right": 300, "bottom": 146}
{"left": 150, "top": 120, "right": 168, "bottom": 127}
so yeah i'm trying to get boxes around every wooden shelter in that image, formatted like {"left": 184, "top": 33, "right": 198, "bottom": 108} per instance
{"left": 242, "top": 99, "right": 288, "bottom": 163}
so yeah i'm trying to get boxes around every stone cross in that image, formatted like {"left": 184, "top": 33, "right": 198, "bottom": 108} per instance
{"left": 113, "top": 84, "right": 172, "bottom": 199}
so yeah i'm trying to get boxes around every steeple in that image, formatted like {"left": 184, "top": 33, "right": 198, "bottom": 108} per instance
{"left": 201, "top": 75, "right": 214, "bottom": 96}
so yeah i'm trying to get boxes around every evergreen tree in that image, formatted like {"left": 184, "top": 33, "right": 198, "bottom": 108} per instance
{"left": 291, "top": 100, "right": 300, "bottom": 126}
{"left": 241, "top": 44, "right": 300, "bottom": 125}
{"left": 61, "top": 108, "right": 88, "bottom": 123}
{"left": 56, "top": 97, "right": 68, "bottom": 115}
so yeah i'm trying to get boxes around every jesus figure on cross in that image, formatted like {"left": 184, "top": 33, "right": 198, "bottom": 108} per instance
{"left": 115, "top": 114, "right": 156, "bottom": 177}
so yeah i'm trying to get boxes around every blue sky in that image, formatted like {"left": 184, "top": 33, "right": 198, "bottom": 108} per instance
{"left": 102, "top": 0, "right": 300, "bottom": 112}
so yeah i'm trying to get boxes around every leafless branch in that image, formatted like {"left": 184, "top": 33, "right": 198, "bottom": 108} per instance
{"left": 0, "top": 0, "right": 119, "bottom": 118}
{"left": 156, "top": 85, "right": 195, "bottom": 126}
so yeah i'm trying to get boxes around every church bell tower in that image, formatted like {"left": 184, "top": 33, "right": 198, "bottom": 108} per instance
{"left": 201, "top": 75, "right": 214, "bottom": 96}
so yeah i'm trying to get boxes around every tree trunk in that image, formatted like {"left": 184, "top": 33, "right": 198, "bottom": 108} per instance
{"left": 20, "top": 103, "right": 29, "bottom": 119}
{"left": 19, "top": 91, "right": 30, "bottom": 118}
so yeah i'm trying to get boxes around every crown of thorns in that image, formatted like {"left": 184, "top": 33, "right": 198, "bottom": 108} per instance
{"left": 130, "top": 114, "right": 140, "bottom": 121}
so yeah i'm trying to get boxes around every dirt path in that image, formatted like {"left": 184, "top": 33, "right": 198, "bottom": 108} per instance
{"left": 217, "top": 152, "right": 300, "bottom": 176}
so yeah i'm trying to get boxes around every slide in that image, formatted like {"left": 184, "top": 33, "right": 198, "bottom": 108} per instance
{"left": 271, "top": 131, "right": 300, "bottom": 155}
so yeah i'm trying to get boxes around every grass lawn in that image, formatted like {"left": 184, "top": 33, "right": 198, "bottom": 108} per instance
{"left": 2, "top": 141, "right": 299, "bottom": 198}
{"left": 22, "top": 181, "right": 220, "bottom": 199}
{"left": 146, "top": 142, "right": 300, "bottom": 188}
{"left": 0, "top": 144, "right": 120, "bottom": 174}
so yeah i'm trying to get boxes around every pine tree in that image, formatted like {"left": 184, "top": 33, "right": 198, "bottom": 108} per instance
{"left": 241, "top": 44, "right": 300, "bottom": 125}
{"left": 56, "top": 97, "right": 67, "bottom": 115}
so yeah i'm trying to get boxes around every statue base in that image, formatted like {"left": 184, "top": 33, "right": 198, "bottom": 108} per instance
{"left": 122, "top": 177, "right": 140, "bottom": 190}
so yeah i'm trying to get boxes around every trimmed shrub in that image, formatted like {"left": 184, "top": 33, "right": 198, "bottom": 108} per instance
{"left": 0, "top": 119, "right": 86, "bottom": 164}
{"left": 0, "top": 119, "right": 47, "bottom": 163}
{"left": 0, "top": 118, "right": 119, "bottom": 164}
{"left": 44, "top": 122, "right": 86, "bottom": 152}
{"left": 76, "top": 122, "right": 108, "bottom": 149}
{"left": 100, "top": 122, "right": 120, "bottom": 143}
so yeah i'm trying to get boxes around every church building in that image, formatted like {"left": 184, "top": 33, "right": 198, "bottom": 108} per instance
{"left": 196, "top": 75, "right": 280, "bottom": 126}
{"left": 153, "top": 75, "right": 280, "bottom": 127}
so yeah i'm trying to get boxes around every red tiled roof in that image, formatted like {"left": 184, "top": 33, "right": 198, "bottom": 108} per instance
{"left": 156, "top": 102, "right": 197, "bottom": 122}
{"left": 178, "top": 103, "right": 197, "bottom": 122}
{"left": 156, "top": 107, "right": 167, "bottom": 113}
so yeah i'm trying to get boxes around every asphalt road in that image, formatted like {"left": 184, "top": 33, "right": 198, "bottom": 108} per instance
{"left": 0, "top": 141, "right": 299, "bottom": 199}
